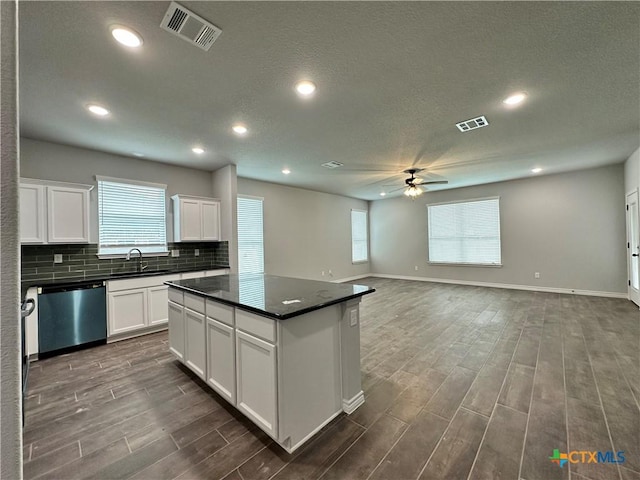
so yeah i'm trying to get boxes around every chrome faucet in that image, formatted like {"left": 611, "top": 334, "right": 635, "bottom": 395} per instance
{"left": 126, "top": 248, "right": 144, "bottom": 272}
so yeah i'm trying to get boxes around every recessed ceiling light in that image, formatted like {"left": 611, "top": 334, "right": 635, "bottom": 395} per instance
{"left": 282, "top": 169, "right": 291, "bottom": 175}
{"left": 132, "top": 152, "right": 145, "bottom": 157}
{"left": 86, "top": 104, "right": 110, "bottom": 116}
{"left": 380, "top": 192, "right": 386, "bottom": 197}
{"left": 503, "top": 92, "right": 527, "bottom": 106}
{"left": 111, "top": 26, "right": 143, "bottom": 48}
{"left": 192, "top": 147, "right": 205, "bottom": 155}
{"left": 232, "top": 124, "right": 248, "bottom": 135}
{"left": 531, "top": 168, "right": 542, "bottom": 174}
{"left": 295, "top": 80, "right": 316, "bottom": 97}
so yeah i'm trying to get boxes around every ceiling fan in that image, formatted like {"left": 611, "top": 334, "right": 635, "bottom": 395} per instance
{"left": 385, "top": 168, "right": 448, "bottom": 198}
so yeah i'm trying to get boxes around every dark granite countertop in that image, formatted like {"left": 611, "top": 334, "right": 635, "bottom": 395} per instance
{"left": 165, "top": 274, "right": 375, "bottom": 320}
{"left": 21, "top": 265, "right": 230, "bottom": 300}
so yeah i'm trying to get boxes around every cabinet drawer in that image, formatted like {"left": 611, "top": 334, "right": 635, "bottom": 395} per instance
{"left": 168, "top": 288, "right": 184, "bottom": 304}
{"left": 108, "top": 274, "right": 180, "bottom": 292}
{"left": 184, "top": 292, "right": 205, "bottom": 314}
{"left": 206, "top": 300, "right": 234, "bottom": 326}
{"left": 236, "top": 309, "right": 276, "bottom": 343}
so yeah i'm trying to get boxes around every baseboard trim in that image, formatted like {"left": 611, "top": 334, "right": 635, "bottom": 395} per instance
{"left": 370, "top": 273, "right": 628, "bottom": 299}
{"left": 342, "top": 390, "right": 365, "bottom": 414}
{"left": 333, "top": 274, "right": 373, "bottom": 283}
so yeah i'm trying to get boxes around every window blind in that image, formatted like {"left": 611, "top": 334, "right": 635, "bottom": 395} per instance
{"left": 98, "top": 178, "right": 167, "bottom": 255}
{"left": 237, "top": 196, "right": 264, "bottom": 274}
{"left": 427, "top": 198, "right": 501, "bottom": 265}
{"left": 351, "top": 209, "right": 368, "bottom": 263}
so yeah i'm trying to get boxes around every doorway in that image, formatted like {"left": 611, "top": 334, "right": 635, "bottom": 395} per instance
{"left": 626, "top": 190, "right": 640, "bottom": 307}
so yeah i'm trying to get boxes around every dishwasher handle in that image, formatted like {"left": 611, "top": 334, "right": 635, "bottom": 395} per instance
{"left": 21, "top": 298, "right": 35, "bottom": 317}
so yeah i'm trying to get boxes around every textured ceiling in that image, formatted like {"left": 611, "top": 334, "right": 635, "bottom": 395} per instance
{"left": 19, "top": 1, "right": 640, "bottom": 200}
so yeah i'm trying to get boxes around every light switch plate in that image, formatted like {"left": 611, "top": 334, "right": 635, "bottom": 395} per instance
{"left": 194, "top": 249, "right": 199, "bottom": 257}
{"left": 171, "top": 250, "right": 180, "bottom": 257}
{"left": 350, "top": 310, "right": 358, "bottom": 327}
{"left": 54, "top": 254, "right": 63, "bottom": 263}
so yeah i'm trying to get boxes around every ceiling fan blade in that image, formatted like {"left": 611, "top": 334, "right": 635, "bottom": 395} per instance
{"left": 416, "top": 180, "right": 448, "bottom": 185}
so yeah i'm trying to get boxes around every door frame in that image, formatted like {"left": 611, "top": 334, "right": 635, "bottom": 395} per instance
{"left": 625, "top": 189, "right": 640, "bottom": 307}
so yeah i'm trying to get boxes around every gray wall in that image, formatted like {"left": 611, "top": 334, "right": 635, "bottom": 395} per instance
{"left": 1, "top": 0, "right": 23, "bottom": 477}
{"left": 370, "top": 164, "right": 627, "bottom": 294}
{"left": 20, "top": 138, "right": 216, "bottom": 243}
{"left": 238, "top": 178, "right": 370, "bottom": 281}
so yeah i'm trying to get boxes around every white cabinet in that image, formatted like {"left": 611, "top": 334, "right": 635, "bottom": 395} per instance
{"left": 185, "top": 309, "right": 206, "bottom": 379}
{"left": 108, "top": 288, "right": 147, "bottom": 335}
{"left": 107, "top": 274, "right": 180, "bottom": 338}
{"left": 168, "top": 300, "right": 185, "bottom": 361}
{"left": 235, "top": 330, "right": 278, "bottom": 438}
{"left": 148, "top": 285, "right": 170, "bottom": 326}
{"left": 20, "top": 179, "right": 92, "bottom": 244}
{"left": 206, "top": 315, "right": 236, "bottom": 404}
{"left": 172, "top": 194, "right": 221, "bottom": 242}
{"left": 20, "top": 184, "right": 46, "bottom": 243}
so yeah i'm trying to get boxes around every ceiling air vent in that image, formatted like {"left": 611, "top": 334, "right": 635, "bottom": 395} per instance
{"left": 160, "top": 2, "right": 222, "bottom": 51}
{"left": 456, "top": 116, "right": 489, "bottom": 132}
{"left": 321, "top": 161, "right": 344, "bottom": 169}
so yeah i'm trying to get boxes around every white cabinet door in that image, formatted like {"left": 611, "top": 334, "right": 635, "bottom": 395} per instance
{"left": 206, "top": 318, "right": 236, "bottom": 404}
{"left": 20, "top": 184, "right": 46, "bottom": 244}
{"left": 180, "top": 199, "right": 202, "bottom": 241}
{"left": 236, "top": 330, "right": 278, "bottom": 438}
{"left": 184, "top": 308, "right": 206, "bottom": 379}
{"left": 168, "top": 300, "right": 185, "bottom": 362}
{"left": 47, "top": 186, "right": 90, "bottom": 243}
{"left": 201, "top": 201, "right": 220, "bottom": 241}
{"left": 108, "top": 288, "right": 147, "bottom": 335}
{"left": 148, "top": 285, "right": 169, "bottom": 326}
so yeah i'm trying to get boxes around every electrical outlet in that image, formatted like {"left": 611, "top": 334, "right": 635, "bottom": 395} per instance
{"left": 194, "top": 249, "right": 199, "bottom": 257}
{"left": 350, "top": 310, "right": 358, "bottom": 327}
{"left": 171, "top": 250, "right": 180, "bottom": 258}
{"left": 54, "top": 254, "right": 63, "bottom": 264}
{"left": 328, "top": 269, "right": 333, "bottom": 277}
{"left": 321, "top": 271, "right": 325, "bottom": 276}
{"left": 414, "top": 265, "right": 418, "bottom": 271}
{"left": 534, "top": 272, "right": 540, "bottom": 279}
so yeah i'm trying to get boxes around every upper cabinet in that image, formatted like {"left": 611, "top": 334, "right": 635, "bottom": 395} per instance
{"left": 20, "top": 179, "right": 92, "bottom": 244}
{"left": 172, "top": 194, "right": 221, "bottom": 242}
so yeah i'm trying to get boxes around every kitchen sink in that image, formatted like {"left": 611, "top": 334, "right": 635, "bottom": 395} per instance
{"left": 109, "top": 269, "right": 172, "bottom": 278}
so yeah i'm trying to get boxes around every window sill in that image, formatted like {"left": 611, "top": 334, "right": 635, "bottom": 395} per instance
{"left": 352, "top": 260, "right": 369, "bottom": 265}
{"left": 428, "top": 262, "right": 502, "bottom": 268}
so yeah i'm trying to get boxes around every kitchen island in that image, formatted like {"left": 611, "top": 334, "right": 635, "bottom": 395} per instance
{"left": 165, "top": 273, "right": 374, "bottom": 453}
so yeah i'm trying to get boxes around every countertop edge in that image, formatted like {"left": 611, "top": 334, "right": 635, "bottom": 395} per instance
{"left": 165, "top": 281, "right": 376, "bottom": 320}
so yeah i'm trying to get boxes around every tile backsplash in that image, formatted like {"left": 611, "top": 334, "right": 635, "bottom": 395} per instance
{"left": 21, "top": 241, "right": 229, "bottom": 283}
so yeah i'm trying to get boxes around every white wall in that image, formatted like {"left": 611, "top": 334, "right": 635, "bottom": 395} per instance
{"left": 624, "top": 147, "right": 640, "bottom": 194}
{"left": 20, "top": 138, "right": 217, "bottom": 243}
{"left": 212, "top": 164, "right": 238, "bottom": 272}
{"left": 1, "top": 1, "right": 23, "bottom": 477}
{"left": 238, "top": 178, "right": 370, "bottom": 281}
{"left": 370, "top": 164, "right": 627, "bottom": 295}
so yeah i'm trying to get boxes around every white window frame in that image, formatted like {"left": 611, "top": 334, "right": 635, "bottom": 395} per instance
{"left": 426, "top": 196, "right": 502, "bottom": 267}
{"left": 237, "top": 194, "right": 265, "bottom": 274}
{"left": 96, "top": 176, "right": 169, "bottom": 259}
{"left": 351, "top": 208, "right": 369, "bottom": 264}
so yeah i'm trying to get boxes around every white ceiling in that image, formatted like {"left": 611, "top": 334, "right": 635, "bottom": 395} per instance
{"left": 19, "top": 1, "right": 640, "bottom": 200}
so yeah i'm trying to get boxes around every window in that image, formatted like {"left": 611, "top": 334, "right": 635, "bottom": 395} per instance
{"left": 237, "top": 196, "right": 264, "bottom": 273}
{"left": 427, "top": 197, "right": 501, "bottom": 265}
{"left": 351, "top": 209, "right": 368, "bottom": 263}
{"left": 97, "top": 177, "right": 167, "bottom": 256}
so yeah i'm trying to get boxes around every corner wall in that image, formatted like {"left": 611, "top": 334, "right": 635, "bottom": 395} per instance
{"left": 370, "top": 164, "right": 627, "bottom": 295}
{"left": 237, "top": 178, "right": 370, "bottom": 281}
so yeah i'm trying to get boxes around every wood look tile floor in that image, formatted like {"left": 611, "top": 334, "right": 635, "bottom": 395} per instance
{"left": 23, "top": 278, "right": 640, "bottom": 480}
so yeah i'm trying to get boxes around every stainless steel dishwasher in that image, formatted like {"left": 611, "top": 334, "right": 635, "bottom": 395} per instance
{"left": 38, "top": 281, "right": 107, "bottom": 356}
